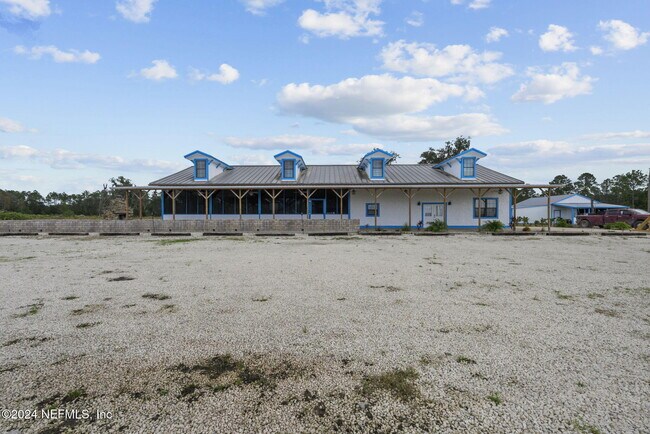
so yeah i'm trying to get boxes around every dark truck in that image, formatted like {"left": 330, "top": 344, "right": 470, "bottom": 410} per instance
{"left": 577, "top": 208, "right": 650, "bottom": 228}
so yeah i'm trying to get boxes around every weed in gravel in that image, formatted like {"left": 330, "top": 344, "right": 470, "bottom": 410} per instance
{"left": 302, "top": 326, "right": 308, "bottom": 334}
{"left": 3, "top": 338, "right": 21, "bottom": 347}
{"left": 595, "top": 308, "right": 619, "bottom": 318}
{"left": 62, "top": 388, "right": 87, "bottom": 403}
{"left": 109, "top": 276, "right": 135, "bottom": 282}
{"left": 252, "top": 297, "right": 270, "bottom": 302}
{"left": 576, "top": 381, "right": 586, "bottom": 388}
{"left": 159, "top": 304, "right": 177, "bottom": 313}
{"left": 336, "top": 297, "right": 347, "bottom": 301}
{"left": 71, "top": 304, "right": 104, "bottom": 316}
{"left": 14, "top": 302, "right": 44, "bottom": 318}
{"left": 158, "top": 239, "right": 201, "bottom": 246}
{"left": 456, "top": 356, "right": 476, "bottom": 364}
{"left": 474, "top": 302, "right": 489, "bottom": 307}
{"left": 554, "top": 291, "right": 573, "bottom": 301}
{"left": 572, "top": 419, "right": 602, "bottom": 434}
{"left": 76, "top": 322, "right": 101, "bottom": 329}
{"left": 419, "top": 355, "right": 432, "bottom": 365}
{"left": 385, "top": 286, "right": 403, "bottom": 292}
{"left": 587, "top": 293, "right": 604, "bottom": 299}
{"left": 142, "top": 293, "right": 171, "bottom": 300}
{"left": 487, "top": 392, "right": 502, "bottom": 405}
{"left": 179, "top": 384, "right": 200, "bottom": 400}
{"left": 471, "top": 372, "right": 487, "bottom": 380}
{"left": 62, "top": 295, "right": 79, "bottom": 300}
{"left": 361, "top": 368, "right": 420, "bottom": 402}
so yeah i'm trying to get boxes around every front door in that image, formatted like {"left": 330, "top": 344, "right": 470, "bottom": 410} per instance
{"left": 422, "top": 202, "right": 445, "bottom": 226}
{"left": 309, "top": 199, "right": 325, "bottom": 219}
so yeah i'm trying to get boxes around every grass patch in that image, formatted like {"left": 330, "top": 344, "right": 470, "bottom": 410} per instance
{"left": 158, "top": 238, "right": 201, "bottom": 246}
{"left": 108, "top": 276, "right": 135, "bottom": 282}
{"left": 76, "top": 322, "right": 101, "bottom": 329}
{"left": 554, "top": 291, "right": 574, "bottom": 301}
{"left": 159, "top": 304, "right": 177, "bottom": 313}
{"left": 252, "top": 296, "right": 270, "bottom": 302}
{"left": 62, "top": 388, "right": 87, "bottom": 403}
{"left": 572, "top": 419, "right": 602, "bottom": 434}
{"left": 70, "top": 304, "right": 103, "bottom": 316}
{"left": 456, "top": 356, "right": 476, "bottom": 364}
{"left": 586, "top": 293, "right": 604, "bottom": 299}
{"left": 142, "top": 293, "right": 171, "bottom": 301}
{"left": 361, "top": 368, "right": 420, "bottom": 401}
{"left": 62, "top": 295, "right": 79, "bottom": 300}
{"left": 595, "top": 308, "right": 619, "bottom": 318}
{"left": 487, "top": 392, "right": 502, "bottom": 405}
{"left": 14, "top": 302, "right": 44, "bottom": 318}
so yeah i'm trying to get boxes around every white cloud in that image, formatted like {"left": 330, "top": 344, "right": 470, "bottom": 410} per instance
{"left": 116, "top": 0, "right": 157, "bottom": 23}
{"left": 278, "top": 74, "right": 476, "bottom": 122}
{"left": 136, "top": 59, "right": 177, "bottom": 81}
{"left": 468, "top": 0, "right": 490, "bottom": 10}
{"left": 485, "top": 27, "right": 508, "bottom": 43}
{"left": 0, "top": 145, "right": 183, "bottom": 172}
{"left": 511, "top": 62, "right": 595, "bottom": 104}
{"left": 405, "top": 11, "right": 423, "bottom": 27}
{"left": 240, "top": 0, "right": 283, "bottom": 15}
{"left": 488, "top": 140, "right": 650, "bottom": 168}
{"left": 298, "top": 0, "right": 384, "bottom": 39}
{"left": 189, "top": 64, "right": 240, "bottom": 84}
{"left": 590, "top": 46, "right": 603, "bottom": 55}
{"left": 224, "top": 134, "right": 379, "bottom": 155}
{"left": 349, "top": 113, "right": 506, "bottom": 141}
{"left": 580, "top": 130, "right": 650, "bottom": 141}
{"left": 380, "top": 40, "right": 514, "bottom": 84}
{"left": 598, "top": 19, "right": 649, "bottom": 51}
{"left": 450, "top": 0, "right": 491, "bottom": 10}
{"left": 0, "top": 117, "right": 29, "bottom": 133}
{"left": 0, "top": 0, "right": 50, "bottom": 19}
{"left": 14, "top": 45, "right": 100, "bottom": 64}
{"left": 539, "top": 24, "right": 577, "bottom": 52}
{"left": 277, "top": 74, "right": 505, "bottom": 141}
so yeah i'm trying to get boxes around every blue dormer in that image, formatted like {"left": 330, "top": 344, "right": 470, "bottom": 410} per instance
{"left": 274, "top": 150, "right": 306, "bottom": 181}
{"left": 433, "top": 148, "right": 487, "bottom": 180}
{"left": 358, "top": 149, "right": 394, "bottom": 181}
{"left": 184, "top": 150, "right": 232, "bottom": 181}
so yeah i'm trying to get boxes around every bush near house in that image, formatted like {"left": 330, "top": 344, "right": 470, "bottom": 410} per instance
{"left": 603, "top": 222, "right": 632, "bottom": 230}
{"left": 480, "top": 220, "right": 505, "bottom": 232}
{"left": 554, "top": 218, "right": 571, "bottom": 228}
{"left": 426, "top": 219, "right": 447, "bottom": 232}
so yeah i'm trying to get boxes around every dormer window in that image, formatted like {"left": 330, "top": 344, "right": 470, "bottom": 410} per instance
{"left": 195, "top": 159, "right": 207, "bottom": 179}
{"left": 371, "top": 159, "right": 384, "bottom": 178}
{"left": 283, "top": 160, "right": 295, "bottom": 179}
{"left": 461, "top": 157, "right": 476, "bottom": 178}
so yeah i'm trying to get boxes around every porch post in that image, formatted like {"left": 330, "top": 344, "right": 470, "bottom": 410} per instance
{"left": 124, "top": 189, "right": 129, "bottom": 221}
{"left": 340, "top": 189, "right": 344, "bottom": 220}
{"left": 477, "top": 188, "right": 482, "bottom": 230}
{"left": 272, "top": 189, "right": 276, "bottom": 219}
{"left": 407, "top": 189, "right": 412, "bottom": 228}
{"left": 239, "top": 189, "right": 243, "bottom": 221}
{"left": 512, "top": 188, "right": 519, "bottom": 231}
{"left": 138, "top": 191, "right": 143, "bottom": 219}
{"left": 547, "top": 187, "right": 551, "bottom": 232}
{"left": 374, "top": 188, "right": 378, "bottom": 229}
{"left": 442, "top": 188, "right": 448, "bottom": 227}
{"left": 172, "top": 191, "right": 176, "bottom": 221}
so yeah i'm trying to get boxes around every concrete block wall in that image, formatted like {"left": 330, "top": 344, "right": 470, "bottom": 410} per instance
{"left": 0, "top": 219, "right": 360, "bottom": 234}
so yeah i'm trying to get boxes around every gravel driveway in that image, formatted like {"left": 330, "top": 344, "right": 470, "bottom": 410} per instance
{"left": 1, "top": 234, "right": 648, "bottom": 433}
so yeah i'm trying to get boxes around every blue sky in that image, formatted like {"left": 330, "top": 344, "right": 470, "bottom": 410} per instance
{"left": 1, "top": 0, "right": 649, "bottom": 192}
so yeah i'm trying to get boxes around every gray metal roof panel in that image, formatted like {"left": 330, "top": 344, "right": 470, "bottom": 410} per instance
{"left": 148, "top": 164, "right": 524, "bottom": 187}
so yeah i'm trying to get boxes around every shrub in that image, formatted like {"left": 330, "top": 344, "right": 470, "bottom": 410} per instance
{"left": 480, "top": 220, "right": 505, "bottom": 233}
{"left": 401, "top": 223, "right": 411, "bottom": 232}
{"left": 554, "top": 218, "right": 571, "bottom": 228}
{"left": 426, "top": 219, "right": 447, "bottom": 232}
{"left": 604, "top": 222, "right": 632, "bottom": 230}
{"left": 522, "top": 225, "right": 531, "bottom": 232}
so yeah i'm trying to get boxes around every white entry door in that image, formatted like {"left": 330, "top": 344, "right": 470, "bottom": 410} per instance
{"left": 423, "top": 203, "right": 445, "bottom": 225}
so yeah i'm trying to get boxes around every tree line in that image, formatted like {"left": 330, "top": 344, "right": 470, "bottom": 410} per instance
{"left": 1, "top": 137, "right": 648, "bottom": 217}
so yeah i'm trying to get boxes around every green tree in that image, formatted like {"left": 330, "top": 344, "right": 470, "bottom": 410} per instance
{"left": 419, "top": 136, "right": 471, "bottom": 164}
{"left": 574, "top": 173, "right": 601, "bottom": 198}
{"left": 549, "top": 175, "right": 575, "bottom": 195}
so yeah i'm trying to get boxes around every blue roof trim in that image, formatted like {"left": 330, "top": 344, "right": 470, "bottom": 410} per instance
{"left": 358, "top": 149, "right": 394, "bottom": 169}
{"left": 183, "top": 150, "right": 232, "bottom": 169}
{"left": 433, "top": 148, "right": 488, "bottom": 168}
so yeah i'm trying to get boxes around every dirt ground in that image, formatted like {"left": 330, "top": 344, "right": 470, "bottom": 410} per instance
{"left": 1, "top": 234, "right": 648, "bottom": 433}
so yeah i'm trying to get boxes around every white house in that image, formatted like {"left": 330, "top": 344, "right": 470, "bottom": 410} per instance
{"left": 144, "top": 147, "right": 546, "bottom": 229}
{"left": 515, "top": 194, "right": 626, "bottom": 224}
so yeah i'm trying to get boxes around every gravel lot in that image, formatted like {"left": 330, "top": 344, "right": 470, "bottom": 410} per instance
{"left": 1, "top": 234, "right": 649, "bottom": 433}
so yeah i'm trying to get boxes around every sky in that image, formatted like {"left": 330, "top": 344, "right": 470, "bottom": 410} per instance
{"left": 0, "top": 0, "right": 649, "bottom": 193}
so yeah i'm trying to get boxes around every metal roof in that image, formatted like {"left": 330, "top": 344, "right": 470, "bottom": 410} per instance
{"left": 517, "top": 194, "right": 575, "bottom": 208}
{"left": 149, "top": 164, "right": 524, "bottom": 187}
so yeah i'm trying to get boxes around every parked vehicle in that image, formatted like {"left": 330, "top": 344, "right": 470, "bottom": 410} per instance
{"left": 577, "top": 208, "right": 650, "bottom": 228}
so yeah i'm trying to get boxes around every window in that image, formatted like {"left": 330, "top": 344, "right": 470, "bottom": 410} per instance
{"left": 462, "top": 158, "right": 475, "bottom": 178}
{"left": 371, "top": 159, "right": 384, "bottom": 178}
{"left": 473, "top": 198, "right": 498, "bottom": 218}
{"left": 366, "top": 203, "right": 380, "bottom": 217}
{"left": 283, "top": 159, "right": 295, "bottom": 179}
{"left": 195, "top": 159, "right": 207, "bottom": 179}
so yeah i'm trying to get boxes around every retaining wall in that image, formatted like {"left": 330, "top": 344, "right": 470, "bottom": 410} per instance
{"left": 0, "top": 219, "right": 360, "bottom": 234}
